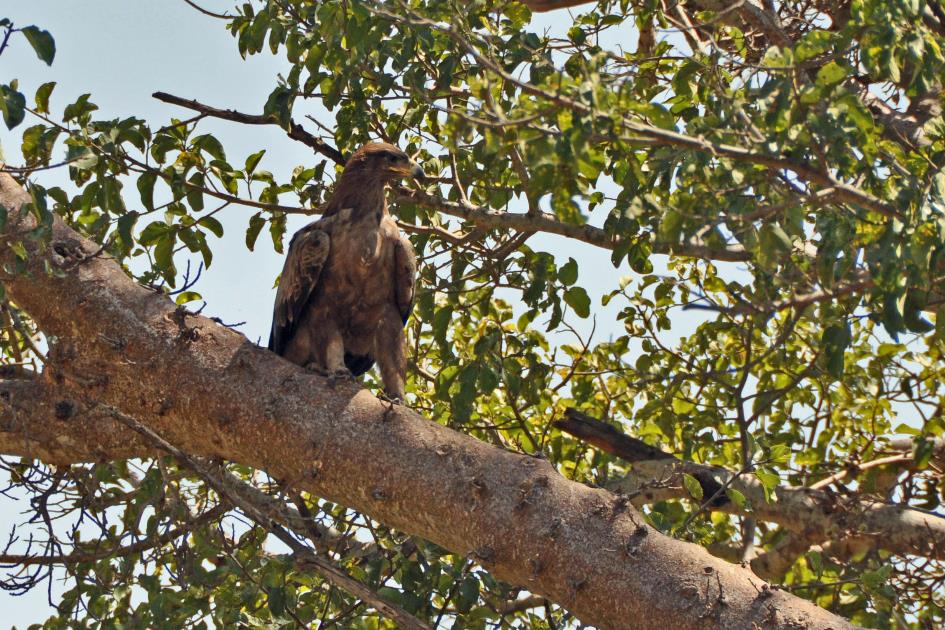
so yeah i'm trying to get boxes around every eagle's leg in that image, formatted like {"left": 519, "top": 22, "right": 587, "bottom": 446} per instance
{"left": 324, "top": 370, "right": 355, "bottom": 389}
{"left": 307, "top": 319, "right": 354, "bottom": 385}
{"left": 373, "top": 304, "right": 407, "bottom": 402}
{"left": 304, "top": 362, "right": 330, "bottom": 376}
{"left": 302, "top": 363, "right": 353, "bottom": 382}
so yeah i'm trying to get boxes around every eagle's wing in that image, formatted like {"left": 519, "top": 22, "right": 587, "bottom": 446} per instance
{"left": 268, "top": 224, "right": 330, "bottom": 355}
{"left": 393, "top": 234, "right": 417, "bottom": 325}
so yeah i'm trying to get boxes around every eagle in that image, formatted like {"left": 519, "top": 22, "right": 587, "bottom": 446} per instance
{"left": 268, "top": 142, "right": 423, "bottom": 401}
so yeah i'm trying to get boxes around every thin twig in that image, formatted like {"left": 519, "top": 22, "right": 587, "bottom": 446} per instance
{"left": 181, "top": 0, "right": 231, "bottom": 19}
{"left": 152, "top": 91, "right": 345, "bottom": 164}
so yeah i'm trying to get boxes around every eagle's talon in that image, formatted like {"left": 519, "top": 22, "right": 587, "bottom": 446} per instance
{"left": 377, "top": 392, "right": 403, "bottom": 421}
{"left": 304, "top": 362, "right": 330, "bottom": 376}
{"left": 377, "top": 392, "right": 403, "bottom": 405}
{"left": 327, "top": 368, "right": 356, "bottom": 387}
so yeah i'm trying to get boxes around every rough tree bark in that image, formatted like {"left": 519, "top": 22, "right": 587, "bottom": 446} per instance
{"left": 0, "top": 171, "right": 856, "bottom": 629}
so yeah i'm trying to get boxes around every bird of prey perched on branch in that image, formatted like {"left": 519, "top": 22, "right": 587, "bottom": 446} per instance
{"left": 268, "top": 142, "right": 423, "bottom": 401}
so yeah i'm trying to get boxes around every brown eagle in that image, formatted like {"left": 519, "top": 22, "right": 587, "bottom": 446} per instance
{"left": 268, "top": 142, "right": 423, "bottom": 401}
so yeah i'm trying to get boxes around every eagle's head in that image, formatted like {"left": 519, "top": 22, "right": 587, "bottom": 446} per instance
{"left": 343, "top": 142, "right": 424, "bottom": 183}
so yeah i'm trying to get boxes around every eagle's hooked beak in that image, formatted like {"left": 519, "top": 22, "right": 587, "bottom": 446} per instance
{"left": 408, "top": 160, "right": 424, "bottom": 181}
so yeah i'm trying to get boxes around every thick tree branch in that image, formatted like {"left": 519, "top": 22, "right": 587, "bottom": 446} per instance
{"left": 0, "top": 172, "right": 853, "bottom": 629}
{"left": 558, "top": 409, "right": 945, "bottom": 564}
{"left": 749, "top": 535, "right": 823, "bottom": 581}
{"left": 861, "top": 89, "right": 938, "bottom": 148}
{"left": 708, "top": 534, "right": 813, "bottom": 581}
{"left": 0, "top": 376, "right": 156, "bottom": 463}
{"left": 887, "top": 436, "right": 945, "bottom": 467}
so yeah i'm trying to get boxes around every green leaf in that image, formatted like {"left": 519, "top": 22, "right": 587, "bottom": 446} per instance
{"left": 564, "top": 286, "right": 591, "bottom": 318}
{"left": 65, "top": 144, "right": 99, "bottom": 170}
{"left": 658, "top": 209, "right": 683, "bottom": 243}
{"left": 682, "top": 474, "right": 703, "bottom": 500}
{"left": 0, "top": 84, "right": 26, "bottom": 130}
{"left": 567, "top": 25, "right": 586, "bottom": 45}
{"left": 478, "top": 365, "right": 500, "bottom": 394}
{"left": 558, "top": 258, "right": 578, "bottom": 286}
{"left": 754, "top": 469, "right": 780, "bottom": 502}
{"left": 816, "top": 61, "right": 847, "bottom": 86}
{"left": 34, "top": 81, "right": 55, "bottom": 114}
{"left": 821, "top": 322, "right": 851, "bottom": 378}
{"left": 175, "top": 291, "right": 202, "bottom": 305}
{"left": 456, "top": 575, "right": 480, "bottom": 614}
{"left": 116, "top": 212, "right": 138, "bottom": 249}
{"left": 137, "top": 172, "right": 157, "bottom": 211}
{"left": 198, "top": 236, "right": 213, "bottom": 268}
{"left": 193, "top": 134, "right": 226, "bottom": 161}
{"left": 245, "top": 213, "right": 265, "bottom": 251}
{"left": 452, "top": 363, "right": 479, "bottom": 423}
{"left": 671, "top": 396, "right": 695, "bottom": 414}
{"left": 503, "top": 2, "right": 532, "bottom": 28}
{"left": 269, "top": 212, "right": 286, "bottom": 253}
{"left": 861, "top": 565, "right": 892, "bottom": 593}
{"left": 154, "top": 233, "right": 178, "bottom": 283}
{"left": 644, "top": 103, "right": 675, "bottom": 130}
{"left": 904, "top": 301, "right": 934, "bottom": 333}
{"left": 263, "top": 86, "right": 293, "bottom": 127}
{"left": 880, "top": 292, "right": 907, "bottom": 339}
{"left": 199, "top": 215, "right": 224, "bottom": 238}
{"left": 760, "top": 223, "right": 793, "bottom": 253}
{"left": 63, "top": 93, "right": 98, "bottom": 122}
{"left": 433, "top": 306, "right": 453, "bottom": 351}
{"left": 767, "top": 443, "right": 792, "bottom": 465}
{"left": 140, "top": 221, "right": 171, "bottom": 245}
{"left": 727, "top": 488, "right": 748, "bottom": 509}
{"left": 186, "top": 173, "right": 205, "bottom": 212}
{"left": 10, "top": 241, "right": 28, "bottom": 260}
{"left": 795, "top": 30, "right": 835, "bottom": 62}
{"left": 21, "top": 26, "right": 56, "bottom": 65}
{"left": 245, "top": 149, "right": 266, "bottom": 175}
{"left": 914, "top": 438, "right": 934, "bottom": 470}
{"left": 267, "top": 586, "right": 286, "bottom": 616}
